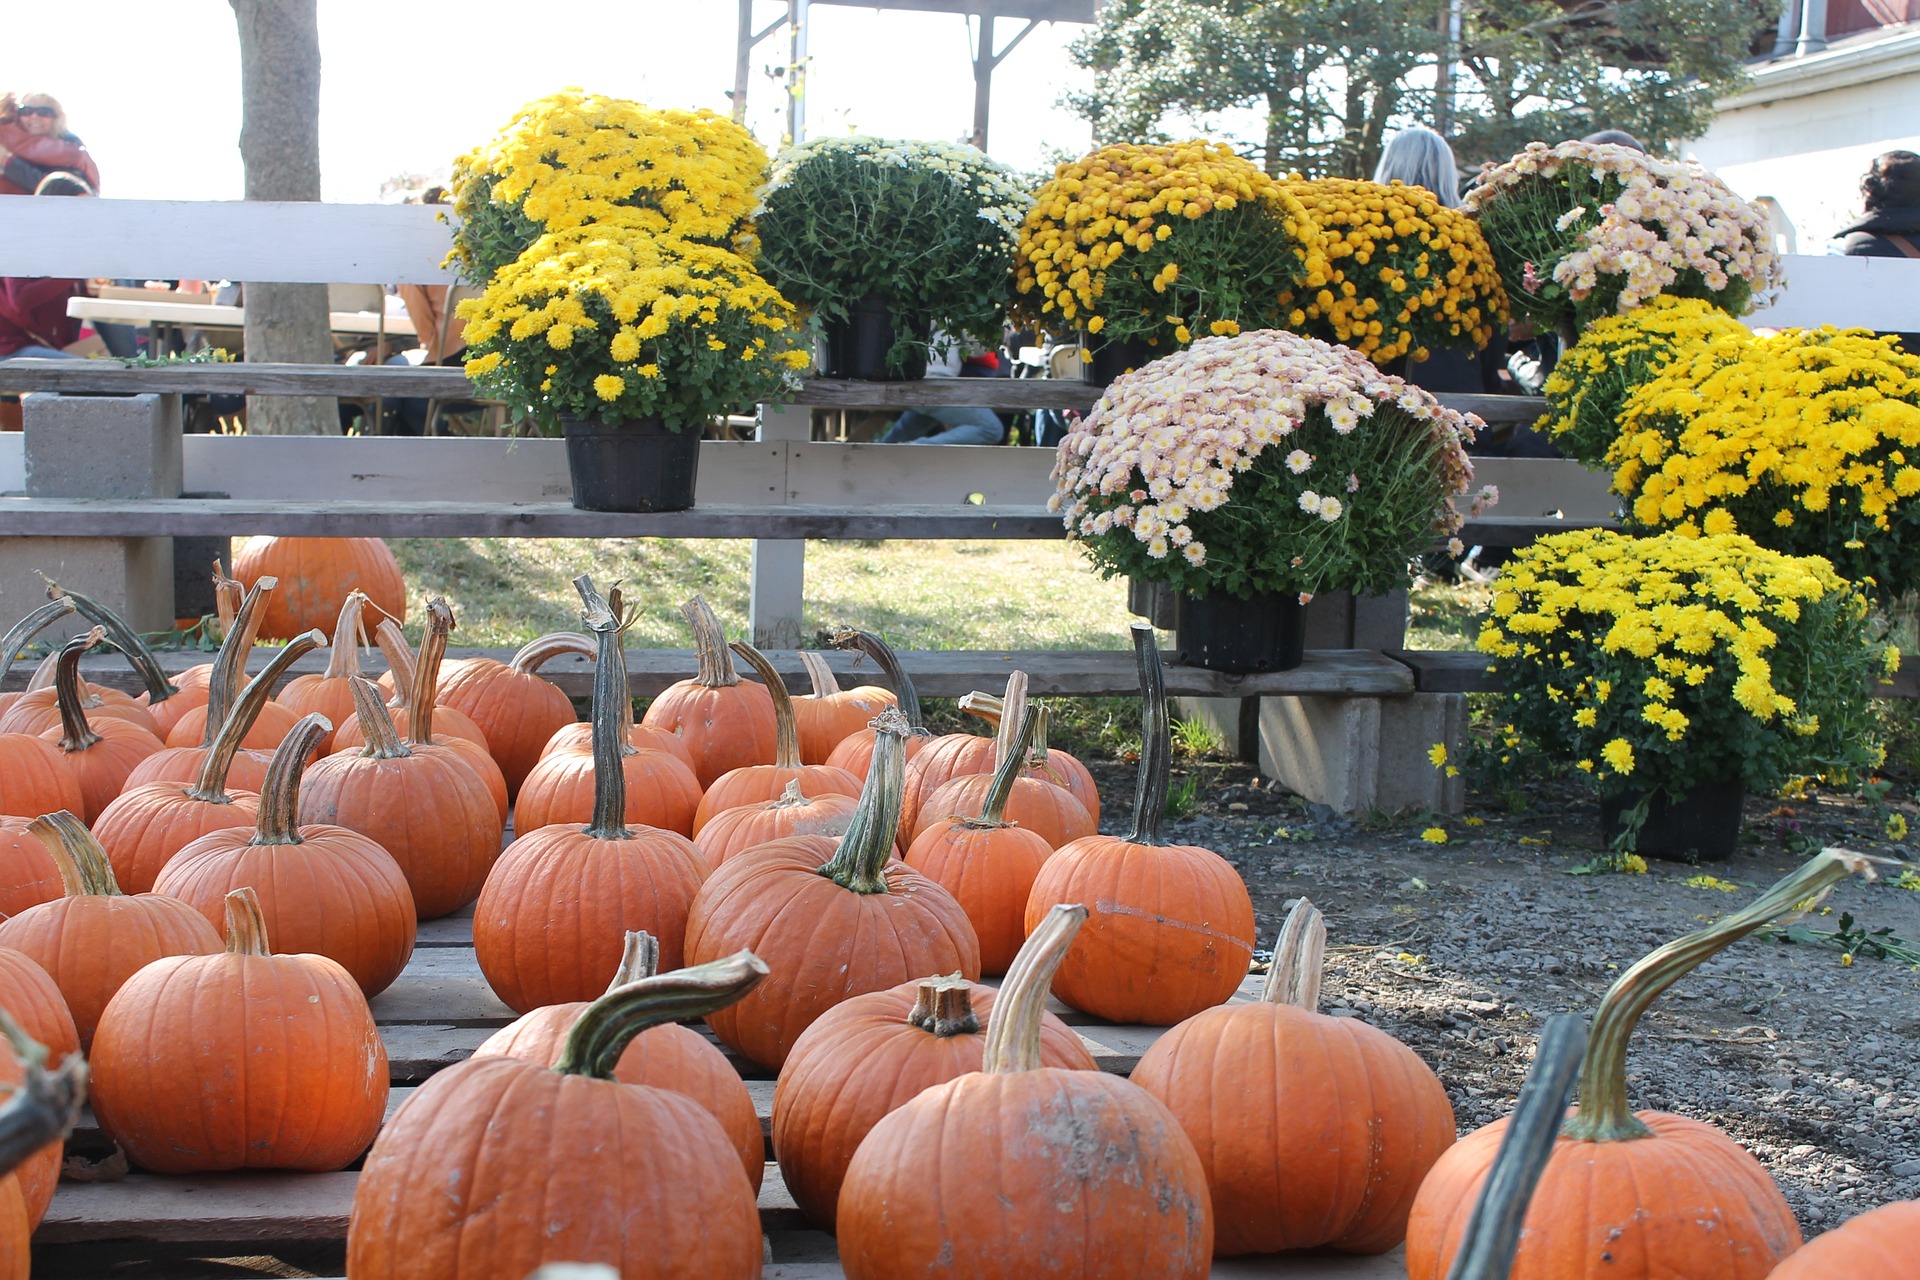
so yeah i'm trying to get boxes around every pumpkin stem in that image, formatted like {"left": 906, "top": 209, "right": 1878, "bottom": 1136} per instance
{"left": 28, "top": 811, "right": 123, "bottom": 897}
{"left": 604, "top": 930, "right": 661, "bottom": 994}
{"left": 508, "top": 631, "right": 595, "bottom": 676}
{"left": 989, "top": 672, "right": 1030, "bottom": 773}
{"left": 553, "top": 950, "right": 770, "bottom": 1080}
{"left": 50, "top": 628, "right": 107, "bottom": 754}
{"left": 1125, "top": 624, "right": 1172, "bottom": 846}
{"left": 798, "top": 650, "right": 842, "bottom": 698}
{"left": 253, "top": 713, "right": 332, "bottom": 846}
{"left": 320, "top": 591, "right": 371, "bottom": 681}
{"left": 971, "top": 705, "right": 1039, "bottom": 828}
{"left": 408, "top": 598, "right": 455, "bottom": 746}
{"left": 817, "top": 707, "right": 910, "bottom": 895}
{"left": 187, "top": 630, "right": 325, "bottom": 802}
{"left": 1259, "top": 897, "right": 1327, "bottom": 1010}
{"left": 981, "top": 902, "right": 1087, "bottom": 1075}
{"left": 373, "top": 618, "right": 416, "bottom": 708}
{"left": 0, "top": 596, "right": 77, "bottom": 695}
{"left": 682, "top": 597, "right": 741, "bottom": 689}
{"left": 201, "top": 576, "right": 275, "bottom": 748}
{"left": 831, "top": 630, "right": 922, "bottom": 729}
{"left": 907, "top": 975, "right": 980, "bottom": 1037}
{"left": 221, "top": 886, "right": 273, "bottom": 957}
{"left": 57, "top": 585, "right": 182, "bottom": 707}
{"left": 729, "top": 640, "right": 802, "bottom": 769}
{"left": 1444, "top": 1014, "right": 1589, "bottom": 1280}
{"left": 576, "top": 575, "right": 631, "bottom": 841}
{"left": 23, "top": 650, "right": 57, "bottom": 694}
{"left": 212, "top": 565, "right": 242, "bottom": 644}
{"left": 766, "top": 779, "right": 811, "bottom": 812}
{"left": 1565, "top": 847, "right": 1876, "bottom": 1143}
{"left": 0, "top": 1007, "right": 87, "bottom": 1177}
{"left": 344, "top": 675, "right": 411, "bottom": 761}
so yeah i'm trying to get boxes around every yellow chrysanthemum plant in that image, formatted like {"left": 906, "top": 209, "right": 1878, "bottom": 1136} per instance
{"left": 1609, "top": 326, "right": 1920, "bottom": 597}
{"left": 1013, "top": 141, "right": 1329, "bottom": 356}
{"left": 1277, "top": 177, "right": 1508, "bottom": 368}
{"left": 1540, "top": 296, "right": 1752, "bottom": 468}
{"left": 449, "top": 89, "right": 768, "bottom": 284}
{"left": 458, "top": 227, "right": 810, "bottom": 434}
{"left": 1479, "top": 528, "right": 1894, "bottom": 853}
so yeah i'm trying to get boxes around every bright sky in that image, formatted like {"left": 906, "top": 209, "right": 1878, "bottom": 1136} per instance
{"left": 5, "top": 2, "right": 1096, "bottom": 203}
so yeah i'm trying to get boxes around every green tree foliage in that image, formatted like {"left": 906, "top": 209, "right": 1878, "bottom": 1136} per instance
{"left": 1069, "top": 0, "right": 1782, "bottom": 177}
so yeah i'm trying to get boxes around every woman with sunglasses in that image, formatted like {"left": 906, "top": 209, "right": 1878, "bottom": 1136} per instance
{"left": 0, "top": 93, "right": 101, "bottom": 196}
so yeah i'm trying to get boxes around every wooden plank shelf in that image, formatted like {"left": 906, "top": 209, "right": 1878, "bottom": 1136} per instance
{"left": 1390, "top": 648, "right": 1920, "bottom": 700}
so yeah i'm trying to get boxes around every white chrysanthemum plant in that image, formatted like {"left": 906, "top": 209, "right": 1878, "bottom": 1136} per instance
{"left": 1050, "top": 329, "right": 1493, "bottom": 604}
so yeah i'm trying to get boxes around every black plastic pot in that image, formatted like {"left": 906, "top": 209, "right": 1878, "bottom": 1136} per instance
{"left": 560, "top": 416, "right": 701, "bottom": 513}
{"left": 820, "top": 294, "right": 928, "bottom": 381}
{"left": 1173, "top": 589, "right": 1305, "bottom": 673}
{"left": 1082, "top": 334, "right": 1161, "bottom": 388}
{"left": 1599, "top": 781, "right": 1746, "bottom": 863}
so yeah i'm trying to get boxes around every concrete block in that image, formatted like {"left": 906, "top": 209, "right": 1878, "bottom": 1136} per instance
{"left": 0, "top": 537, "right": 177, "bottom": 638}
{"left": 22, "top": 394, "right": 182, "bottom": 499}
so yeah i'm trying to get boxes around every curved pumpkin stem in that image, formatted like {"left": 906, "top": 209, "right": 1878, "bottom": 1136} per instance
{"left": 576, "top": 575, "right": 631, "bottom": 841}
{"left": 0, "top": 597, "right": 77, "bottom": 694}
{"left": 729, "top": 640, "right": 802, "bottom": 769}
{"left": 1259, "top": 897, "right": 1327, "bottom": 1011}
{"left": 553, "top": 950, "right": 770, "bottom": 1081}
{"left": 798, "top": 650, "right": 841, "bottom": 698}
{"left": 1566, "top": 847, "right": 1875, "bottom": 1143}
{"left": 604, "top": 930, "right": 661, "bottom": 994}
{"left": 28, "top": 811, "right": 123, "bottom": 897}
{"left": 345, "top": 675, "right": 411, "bottom": 761}
{"left": 681, "top": 597, "right": 741, "bottom": 689}
{"left": 201, "top": 576, "right": 276, "bottom": 747}
{"left": 817, "top": 707, "right": 910, "bottom": 895}
{"left": 831, "top": 630, "right": 922, "bottom": 730}
{"left": 23, "top": 651, "right": 58, "bottom": 694}
{"left": 187, "top": 630, "right": 325, "bottom": 803}
{"left": 222, "top": 886, "right": 274, "bottom": 957}
{"left": 509, "top": 632, "right": 594, "bottom": 676}
{"left": 1126, "top": 623, "right": 1172, "bottom": 846}
{"left": 970, "top": 705, "right": 1039, "bottom": 828}
{"left": 407, "top": 598, "right": 457, "bottom": 746}
{"left": 989, "top": 672, "right": 1030, "bottom": 773}
{"left": 321, "top": 591, "right": 371, "bottom": 681}
{"left": 0, "top": 1007, "right": 87, "bottom": 1177}
{"left": 1445, "top": 1014, "right": 1589, "bottom": 1280}
{"left": 907, "top": 975, "right": 980, "bottom": 1038}
{"left": 55, "top": 585, "right": 181, "bottom": 708}
{"left": 981, "top": 902, "right": 1087, "bottom": 1075}
{"left": 51, "top": 628, "right": 107, "bottom": 754}
{"left": 254, "top": 712, "right": 332, "bottom": 847}
{"left": 212, "top": 565, "right": 242, "bottom": 644}
{"left": 373, "top": 618, "right": 416, "bottom": 709}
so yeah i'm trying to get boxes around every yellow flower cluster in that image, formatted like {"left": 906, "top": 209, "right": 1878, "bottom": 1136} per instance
{"left": 1278, "top": 178, "right": 1507, "bottom": 365}
{"left": 1013, "top": 141, "right": 1328, "bottom": 345}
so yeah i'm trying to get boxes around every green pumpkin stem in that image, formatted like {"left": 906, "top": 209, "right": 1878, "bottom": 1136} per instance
{"left": 1565, "top": 847, "right": 1876, "bottom": 1142}
{"left": 1445, "top": 1014, "right": 1590, "bottom": 1280}
{"left": 222, "top": 886, "right": 273, "bottom": 957}
{"left": 972, "top": 706, "right": 1040, "bottom": 828}
{"left": 200, "top": 576, "right": 276, "bottom": 747}
{"left": 798, "top": 650, "right": 842, "bottom": 698}
{"left": 907, "top": 975, "right": 980, "bottom": 1038}
{"left": 345, "top": 675, "right": 411, "bottom": 761}
{"left": 28, "top": 811, "right": 122, "bottom": 897}
{"left": 729, "top": 640, "right": 802, "bottom": 769}
{"left": 981, "top": 902, "right": 1087, "bottom": 1074}
{"left": 408, "top": 599, "right": 455, "bottom": 746}
{"left": 56, "top": 584, "right": 182, "bottom": 707}
{"left": 575, "top": 575, "right": 631, "bottom": 840}
{"left": 50, "top": 628, "right": 106, "bottom": 754}
{"left": 553, "top": 950, "right": 770, "bottom": 1080}
{"left": 1126, "top": 623, "right": 1172, "bottom": 846}
{"left": 253, "top": 713, "right": 332, "bottom": 846}
{"left": 817, "top": 707, "right": 910, "bottom": 894}
{"left": 682, "top": 596, "right": 741, "bottom": 689}
{"left": 0, "top": 1007, "right": 86, "bottom": 1176}
{"left": 604, "top": 930, "right": 660, "bottom": 994}
{"left": 1259, "top": 897, "right": 1327, "bottom": 1010}
{"left": 832, "top": 630, "right": 922, "bottom": 730}
{"left": 0, "top": 597, "right": 77, "bottom": 693}
{"left": 188, "top": 631, "right": 325, "bottom": 802}
{"left": 321, "top": 591, "right": 371, "bottom": 681}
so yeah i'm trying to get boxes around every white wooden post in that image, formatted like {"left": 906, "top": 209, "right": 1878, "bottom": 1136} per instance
{"left": 751, "top": 404, "right": 808, "bottom": 648}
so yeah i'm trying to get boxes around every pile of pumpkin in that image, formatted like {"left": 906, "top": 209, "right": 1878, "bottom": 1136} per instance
{"left": 0, "top": 545, "right": 1910, "bottom": 1279}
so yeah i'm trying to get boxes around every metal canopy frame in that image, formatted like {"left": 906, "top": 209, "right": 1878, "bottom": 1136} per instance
{"left": 731, "top": 0, "right": 1099, "bottom": 150}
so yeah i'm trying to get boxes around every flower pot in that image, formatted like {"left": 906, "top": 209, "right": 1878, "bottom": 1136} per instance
{"left": 1173, "top": 589, "right": 1305, "bottom": 673}
{"left": 820, "top": 294, "right": 928, "bottom": 381}
{"left": 1599, "top": 781, "right": 1746, "bottom": 863}
{"left": 1082, "top": 334, "right": 1160, "bottom": 388}
{"left": 560, "top": 416, "right": 701, "bottom": 513}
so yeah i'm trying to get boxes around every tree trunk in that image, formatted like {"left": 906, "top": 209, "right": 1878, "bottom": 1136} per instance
{"left": 231, "top": 0, "right": 338, "bottom": 436}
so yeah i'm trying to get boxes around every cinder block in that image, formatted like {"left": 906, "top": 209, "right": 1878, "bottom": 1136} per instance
{"left": 22, "top": 393, "right": 182, "bottom": 499}
{"left": 0, "top": 537, "right": 176, "bottom": 639}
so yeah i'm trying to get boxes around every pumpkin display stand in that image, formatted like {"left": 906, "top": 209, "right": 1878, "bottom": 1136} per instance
{"left": 558, "top": 416, "right": 701, "bottom": 513}
{"left": 1174, "top": 588, "right": 1307, "bottom": 673}
{"left": 1598, "top": 781, "right": 1746, "bottom": 863}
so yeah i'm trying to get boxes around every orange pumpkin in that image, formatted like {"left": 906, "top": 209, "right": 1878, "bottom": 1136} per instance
{"left": 955, "top": 691, "right": 1101, "bottom": 827}
{"left": 154, "top": 713, "right": 417, "bottom": 998}
{"left": 1403, "top": 853, "right": 1872, "bottom": 1280}
{"left": 773, "top": 971, "right": 1095, "bottom": 1228}
{"left": 90, "top": 887, "right": 389, "bottom": 1173}
{"left": 274, "top": 590, "right": 376, "bottom": 754}
{"left": 0, "top": 1004, "right": 87, "bottom": 1270}
{"left": 692, "top": 780, "right": 860, "bottom": 867}
{"left": 538, "top": 716, "right": 692, "bottom": 770}
{"left": 824, "top": 629, "right": 931, "bottom": 780}
{"left": 1767, "top": 1202, "right": 1920, "bottom": 1278}
{"left": 1132, "top": 898, "right": 1456, "bottom": 1255}
{"left": 0, "top": 819, "right": 60, "bottom": 919}
{"left": 0, "top": 948, "right": 80, "bottom": 1228}
{"left": 0, "top": 649, "right": 161, "bottom": 740}
{"left": 683, "top": 708, "right": 979, "bottom": 1070}
{"left": 909, "top": 677, "right": 1094, "bottom": 851}
{"left": 897, "top": 670, "right": 1022, "bottom": 836}
{"left": 232, "top": 535, "right": 406, "bottom": 641}
{"left": 335, "top": 615, "right": 491, "bottom": 754}
{"left": 476, "top": 579, "right": 710, "bottom": 1013}
{"left": 638, "top": 596, "right": 775, "bottom": 789}
{"left": 347, "top": 951, "right": 769, "bottom": 1280}
{"left": 473, "top": 930, "right": 761, "bottom": 1189}
{"left": 61, "top": 585, "right": 196, "bottom": 737}
{"left": 690, "top": 641, "right": 861, "bottom": 834}
{"left": 836, "top": 904, "right": 1214, "bottom": 1278}
{"left": 792, "top": 649, "right": 894, "bottom": 764}
{"left": 0, "top": 812, "right": 223, "bottom": 1048}
{"left": 37, "top": 629, "right": 164, "bottom": 822}
{"left": 0, "top": 730, "right": 83, "bottom": 821}
{"left": 435, "top": 631, "right": 588, "bottom": 797}
{"left": 1025, "top": 625, "right": 1255, "bottom": 1026}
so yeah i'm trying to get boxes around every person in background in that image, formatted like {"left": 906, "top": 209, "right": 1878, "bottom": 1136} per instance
{"left": 1836, "top": 150, "right": 1920, "bottom": 353}
{"left": 1581, "top": 129, "right": 1647, "bottom": 152}
{"left": 877, "top": 334, "right": 1007, "bottom": 445}
{"left": 0, "top": 171, "right": 94, "bottom": 359}
{"left": 1373, "top": 126, "right": 1461, "bottom": 207}
{"left": 0, "top": 93, "right": 100, "bottom": 196}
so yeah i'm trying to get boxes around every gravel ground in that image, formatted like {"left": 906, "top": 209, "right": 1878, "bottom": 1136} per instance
{"left": 1098, "top": 757, "right": 1920, "bottom": 1236}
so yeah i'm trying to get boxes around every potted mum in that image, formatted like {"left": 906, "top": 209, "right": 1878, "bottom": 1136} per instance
{"left": 1479, "top": 528, "right": 1893, "bottom": 861}
{"left": 1465, "top": 140, "right": 1781, "bottom": 338}
{"left": 752, "top": 137, "right": 1029, "bottom": 380}
{"left": 1051, "top": 329, "right": 1485, "bottom": 672}
{"left": 1015, "top": 142, "right": 1329, "bottom": 384}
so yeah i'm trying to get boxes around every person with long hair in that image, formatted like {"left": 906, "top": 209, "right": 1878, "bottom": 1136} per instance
{"left": 0, "top": 92, "right": 100, "bottom": 196}
{"left": 1373, "top": 126, "right": 1461, "bottom": 208}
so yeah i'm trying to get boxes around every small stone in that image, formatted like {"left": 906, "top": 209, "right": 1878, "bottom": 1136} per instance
{"left": 1891, "top": 1158, "right": 1920, "bottom": 1177}
{"left": 1789, "top": 1145, "right": 1817, "bottom": 1158}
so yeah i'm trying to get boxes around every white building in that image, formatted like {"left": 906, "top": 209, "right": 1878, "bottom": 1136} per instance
{"left": 1688, "top": 0, "right": 1920, "bottom": 252}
